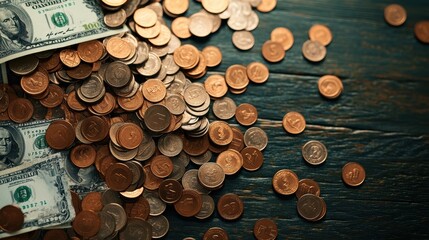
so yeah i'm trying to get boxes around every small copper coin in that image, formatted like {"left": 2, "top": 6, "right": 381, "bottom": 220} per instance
{"left": 225, "top": 64, "right": 249, "bottom": 90}
{"left": 295, "top": 179, "right": 321, "bottom": 199}
{"left": 202, "top": 45, "right": 222, "bottom": 67}
{"left": 342, "top": 162, "right": 366, "bottom": 187}
{"left": 81, "top": 192, "right": 103, "bottom": 212}
{"left": 174, "top": 189, "right": 202, "bottom": 217}
{"left": 384, "top": 4, "right": 407, "bottom": 27}
{"left": 59, "top": 49, "right": 81, "bottom": 68}
{"left": 272, "top": 169, "right": 299, "bottom": 195}
{"left": 77, "top": 40, "right": 104, "bottom": 63}
{"left": 105, "top": 163, "right": 133, "bottom": 191}
{"left": 173, "top": 44, "right": 200, "bottom": 69}
{"left": 70, "top": 144, "right": 97, "bottom": 168}
{"left": 80, "top": 116, "right": 109, "bottom": 142}
{"left": 0, "top": 205, "right": 24, "bottom": 232}
{"left": 40, "top": 84, "right": 65, "bottom": 108}
{"left": 66, "top": 62, "right": 93, "bottom": 80}
{"left": 318, "top": 75, "right": 343, "bottom": 99}
{"left": 257, "top": 0, "right": 277, "bottom": 12}
{"left": 203, "top": 227, "right": 229, "bottom": 240}
{"left": 262, "top": 40, "right": 285, "bottom": 63}
{"left": 46, "top": 120, "right": 75, "bottom": 150}
{"left": 241, "top": 146, "right": 264, "bottom": 171}
{"left": 209, "top": 121, "right": 234, "bottom": 146}
{"left": 282, "top": 111, "right": 306, "bottom": 134}
{"left": 20, "top": 68, "right": 49, "bottom": 95}
{"left": 270, "top": 27, "right": 294, "bottom": 51}
{"left": 116, "top": 123, "right": 144, "bottom": 150}
{"left": 143, "top": 164, "right": 163, "bottom": 191}
{"left": 70, "top": 191, "right": 82, "bottom": 215}
{"left": 235, "top": 103, "right": 258, "bottom": 126}
{"left": 217, "top": 193, "right": 244, "bottom": 220}
{"left": 253, "top": 218, "right": 278, "bottom": 240}
{"left": 72, "top": 210, "right": 101, "bottom": 238}
{"left": 182, "top": 134, "right": 210, "bottom": 156}
{"left": 144, "top": 105, "right": 171, "bottom": 132}
{"left": 216, "top": 149, "right": 243, "bottom": 175}
{"left": 150, "top": 155, "right": 174, "bottom": 178}
{"left": 309, "top": 24, "right": 333, "bottom": 46}
{"left": 43, "top": 229, "right": 69, "bottom": 240}
{"left": 7, "top": 98, "right": 34, "bottom": 123}
{"left": 246, "top": 62, "right": 269, "bottom": 84}
{"left": 229, "top": 126, "right": 245, "bottom": 152}
{"left": 414, "top": 21, "right": 429, "bottom": 44}
{"left": 158, "top": 179, "right": 183, "bottom": 204}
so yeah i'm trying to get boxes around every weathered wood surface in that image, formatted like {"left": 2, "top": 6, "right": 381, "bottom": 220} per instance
{"left": 165, "top": 0, "right": 429, "bottom": 239}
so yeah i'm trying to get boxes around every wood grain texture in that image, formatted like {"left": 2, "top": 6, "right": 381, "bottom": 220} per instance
{"left": 164, "top": 0, "right": 429, "bottom": 239}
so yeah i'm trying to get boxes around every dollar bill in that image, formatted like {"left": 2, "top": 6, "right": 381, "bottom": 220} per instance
{"left": 0, "top": 119, "right": 106, "bottom": 195}
{"left": 0, "top": 0, "right": 127, "bottom": 63}
{"left": 0, "top": 153, "right": 75, "bottom": 238}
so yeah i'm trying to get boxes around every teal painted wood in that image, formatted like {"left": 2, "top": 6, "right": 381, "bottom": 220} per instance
{"left": 164, "top": 0, "right": 429, "bottom": 239}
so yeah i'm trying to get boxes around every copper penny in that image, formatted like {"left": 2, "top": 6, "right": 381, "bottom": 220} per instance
{"left": 0, "top": 205, "right": 24, "bottom": 232}
{"left": 204, "top": 74, "right": 228, "bottom": 98}
{"left": 81, "top": 192, "right": 103, "bottom": 213}
{"left": 66, "top": 62, "right": 93, "bottom": 80}
{"left": 246, "top": 62, "right": 269, "bottom": 84}
{"left": 80, "top": 116, "right": 109, "bottom": 142}
{"left": 216, "top": 149, "right": 243, "bottom": 175}
{"left": 414, "top": 21, "right": 429, "bottom": 44}
{"left": 158, "top": 179, "right": 183, "bottom": 204}
{"left": 45, "top": 120, "right": 75, "bottom": 150}
{"left": 39, "top": 52, "right": 61, "bottom": 72}
{"left": 142, "top": 79, "right": 167, "bottom": 103}
{"left": 282, "top": 111, "right": 306, "bottom": 134}
{"left": 77, "top": 40, "right": 104, "bottom": 63}
{"left": 164, "top": 0, "right": 189, "bottom": 15}
{"left": 105, "top": 163, "right": 133, "bottom": 191}
{"left": 309, "top": 24, "right": 333, "bottom": 46}
{"left": 270, "top": 27, "right": 294, "bottom": 51}
{"left": 174, "top": 189, "right": 202, "bottom": 217}
{"left": 241, "top": 146, "right": 264, "bottom": 171}
{"left": 202, "top": 45, "right": 222, "bottom": 67}
{"left": 40, "top": 84, "right": 65, "bottom": 108}
{"left": 182, "top": 133, "right": 210, "bottom": 156}
{"left": 318, "top": 75, "right": 343, "bottom": 99}
{"left": 225, "top": 64, "right": 249, "bottom": 90}
{"left": 43, "top": 229, "right": 69, "bottom": 240}
{"left": 253, "top": 218, "right": 278, "bottom": 240}
{"left": 261, "top": 40, "right": 285, "bottom": 63}
{"left": 171, "top": 16, "right": 192, "bottom": 39}
{"left": 143, "top": 164, "right": 163, "bottom": 190}
{"left": 384, "top": 4, "right": 407, "bottom": 27}
{"left": 59, "top": 49, "right": 81, "bottom": 68}
{"left": 90, "top": 92, "right": 116, "bottom": 116}
{"left": 342, "top": 162, "right": 366, "bottom": 187}
{"left": 257, "top": 0, "right": 277, "bottom": 12}
{"left": 66, "top": 91, "right": 87, "bottom": 111}
{"left": 295, "top": 179, "right": 321, "bottom": 199}
{"left": 203, "top": 227, "right": 229, "bottom": 240}
{"left": 173, "top": 44, "right": 200, "bottom": 69}
{"left": 272, "top": 169, "right": 299, "bottom": 195}
{"left": 144, "top": 104, "right": 171, "bottom": 132}
{"left": 235, "top": 103, "right": 258, "bottom": 126}
{"left": 70, "top": 144, "right": 97, "bottom": 168}
{"left": 72, "top": 210, "right": 101, "bottom": 238}
{"left": 150, "top": 155, "right": 174, "bottom": 178}
{"left": 209, "top": 121, "right": 233, "bottom": 146}
{"left": 217, "top": 193, "right": 244, "bottom": 220}
{"left": 116, "top": 123, "right": 144, "bottom": 150}
{"left": 20, "top": 68, "right": 49, "bottom": 95}
{"left": 228, "top": 126, "right": 245, "bottom": 152}
{"left": 117, "top": 90, "right": 144, "bottom": 111}
{"left": 129, "top": 196, "right": 151, "bottom": 220}
{"left": 7, "top": 98, "right": 34, "bottom": 123}
{"left": 70, "top": 191, "right": 82, "bottom": 215}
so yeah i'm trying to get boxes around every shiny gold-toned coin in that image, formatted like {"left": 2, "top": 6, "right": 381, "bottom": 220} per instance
{"left": 171, "top": 17, "right": 192, "bottom": 39}
{"left": 134, "top": 8, "right": 158, "bottom": 27}
{"left": 202, "top": 0, "right": 229, "bottom": 14}
{"left": 414, "top": 21, "right": 429, "bottom": 44}
{"left": 164, "top": 0, "right": 189, "bottom": 16}
{"left": 135, "top": 20, "right": 162, "bottom": 39}
{"left": 282, "top": 111, "right": 306, "bottom": 135}
{"left": 202, "top": 46, "right": 222, "bottom": 67}
{"left": 142, "top": 79, "right": 167, "bottom": 103}
{"left": 148, "top": 24, "right": 172, "bottom": 46}
{"left": 309, "top": 24, "right": 333, "bottom": 46}
{"left": 246, "top": 62, "right": 269, "bottom": 84}
{"left": 102, "top": 0, "right": 127, "bottom": 7}
{"left": 271, "top": 27, "right": 294, "bottom": 51}
{"left": 384, "top": 4, "right": 407, "bottom": 27}
{"left": 173, "top": 44, "right": 200, "bottom": 69}
{"left": 257, "top": 0, "right": 277, "bottom": 13}
{"left": 59, "top": 49, "right": 81, "bottom": 68}
{"left": 318, "top": 75, "right": 343, "bottom": 99}
{"left": 272, "top": 169, "right": 299, "bottom": 195}
{"left": 262, "top": 40, "right": 285, "bottom": 63}
{"left": 106, "top": 37, "right": 132, "bottom": 59}
{"left": 204, "top": 75, "right": 228, "bottom": 98}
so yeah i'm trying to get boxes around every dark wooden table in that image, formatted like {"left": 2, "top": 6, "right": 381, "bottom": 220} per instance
{"left": 164, "top": 0, "right": 429, "bottom": 239}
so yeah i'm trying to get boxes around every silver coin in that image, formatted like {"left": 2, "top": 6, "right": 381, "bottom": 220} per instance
{"left": 158, "top": 133, "right": 183, "bottom": 157}
{"left": 136, "top": 52, "right": 161, "bottom": 76}
{"left": 167, "top": 34, "right": 181, "bottom": 54}
{"left": 302, "top": 140, "right": 328, "bottom": 165}
{"left": 190, "top": 150, "right": 212, "bottom": 165}
{"left": 150, "top": 45, "right": 169, "bottom": 58}
{"left": 162, "top": 54, "right": 180, "bottom": 75}
{"left": 189, "top": 12, "right": 213, "bottom": 37}
{"left": 147, "top": 215, "right": 169, "bottom": 239}
{"left": 165, "top": 93, "right": 186, "bottom": 115}
{"left": 102, "top": 203, "right": 127, "bottom": 232}
{"left": 213, "top": 97, "right": 237, "bottom": 120}
{"left": 79, "top": 74, "right": 104, "bottom": 99}
{"left": 232, "top": 30, "right": 255, "bottom": 50}
{"left": 197, "top": 162, "right": 225, "bottom": 190}
{"left": 93, "top": 211, "right": 117, "bottom": 240}
{"left": 168, "top": 162, "right": 186, "bottom": 180}
{"left": 195, "top": 194, "right": 215, "bottom": 219}
{"left": 245, "top": 11, "right": 259, "bottom": 31}
{"left": 171, "top": 151, "right": 190, "bottom": 167}
{"left": 8, "top": 54, "right": 39, "bottom": 75}
{"left": 184, "top": 83, "right": 208, "bottom": 107}
{"left": 302, "top": 40, "right": 327, "bottom": 62}
{"left": 134, "top": 41, "right": 149, "bottom": 65}
{"left": 243, "top": 127, "right": 268, "bottom": 151}
{"left": 182, "top": 169, "right": 211, "bottom": 194}
{"left": 144, "top": 191, "right": 167, "bottom": 216}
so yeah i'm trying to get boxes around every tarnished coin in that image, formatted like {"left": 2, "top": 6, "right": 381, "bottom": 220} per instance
{"left": 272, "top": 169, "right": 299, "bottom": 195}
{"left": 253, "top": 218, "right": 278, "bottom": 240}
{"left": 182, "top": 169, "right": 210, "bottom": 194}
{"left": 309, "top": 24, "right": 333, "bottom": 46}
{"left": 235, "top": 103, "right": 258, "bottom": 126}
{"left": 318, "top": 75, "right": 343, "bottom": 99}
{"left": 174, "top": 189, "right": 202, "bottom": 217}
{"left": 102, "top": 203, "right": 127, "bottom": 232}
{"left": 261, "top": 40, "right": 285, "bottom": 63}
{"left": 43, "top": 229, "right": 68, "bottom": 240}
{"left": 0, "top": 205, "right": 24, "bottom": 232}
{"left": 414, "top": 21, "right": 429, "bottom": 44}
{"left": 241, "top": 146, "right": 264, "bottom": 171}
{"left": 282, "top": 111, "right": 306, "bottom": 135}
{"left": 7, "top": 98, "right": 34, "bottom": 123}
{"left": 295, "top": 179, "right": 321, "bottom": 199}
{"left": 158, "top": 179, "right": 183, "bottom": 203}
{"left": 93, "top": 211, "right": 116, "bottom": 240}
{"left": 81, "top": 191, "right": 103, "bottom": 213}
{"left": 384, "top": 4, "right": 407, "bottom": 27}
{"left": 302, "top": 140, "right": 328, "bottom": 165}
{"left": 70, "top": 144, "right": 97, "bottom": 168}
{"left": 8, "top": 54, "right": 39, "bottom": 75}
{"left": 203, "top": 227, "right": 229, "bottom": 240}
{"left": 270, "top": 27, "right": 294, "bottom": 51}
{"left": 232, "top": 31, "right": 255, "bottom": 50}
{"left": 217, "top": 193, "right": 244, "bottom": 220}
{"left": 302, "top": 40, "right": 326, "bottom": 62}
{"left": 104, "top": 8, "right": 127, "bottom": 28}
{"left": 119, "top": 218, "right": 152, "bottom": 240}
{"left": 105, "top": 163, "right": 133, "bottom": 191}
{"left": 45, "top": 120, "right": 75, "bottom": 150}
{"left": 243, "top": 127, "right": 268, "bottom": 151}
{"left": 72, "top": 210, "right": 101, "bottom": 238}
{"left": 147, "top": 215, "right": 169, "bottom": 239}
{"left": 342, "top": 162, "right": 366, "bottom": 187}
{"left": 144, "top": 105, "right": 171, "bottom": 132}
{"left": 195, "top": 194, "right": 215, "bottom": 220}
{"left": 105, "top": 61, "right": 132, "bottom": 88}
{"left": 297, "top": 194, "right": 326, "bottom": 221}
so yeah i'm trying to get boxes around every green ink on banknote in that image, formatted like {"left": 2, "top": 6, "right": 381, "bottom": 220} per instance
{"left": 14, "top": 186, "right": 32, "bottom": 203}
